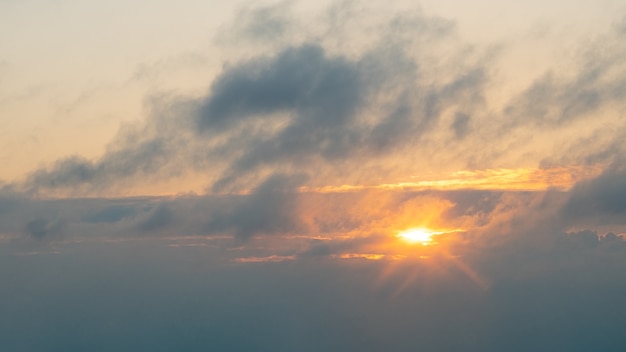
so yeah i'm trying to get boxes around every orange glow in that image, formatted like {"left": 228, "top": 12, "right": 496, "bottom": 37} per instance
{"left": 397, "top": 228, "right": 437, "bottom": 245}
{"left": 395, "top": 228, "right": 466, "bottom": 248}
{"left": 335, "top": 253, "right": 407, "bottom": 260}
{"left": 298, "top": 165, "right": 602, "bottom": 194}
{"left": 233, "top": 255, "right": 296, "bottom": 263}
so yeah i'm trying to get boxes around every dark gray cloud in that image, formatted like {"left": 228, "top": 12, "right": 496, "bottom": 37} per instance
{"left": 198, "top": 44, "right": 365, "bottom": 190}
{"left": 82, "top": 205, "right": 137, "bottom": 224}
{"left": 441, "top": 190, "right": 503, "bottom": 226}
{"left": 562, "top": 163, "right": 626, "bottom": 225}
{"left": 25, "top": 138, "right": 171, "bottom": 194}
{"left": 1, "top": 174, "right": 308, "bottom": 243}
{"left": 0, "top": 187, "right": 20, "bottom": 216}
{"left": 24, "top": 217, "right": 65, "bottom": 240}
{"left": 204, "top": 173, "right": 306, "bottom": 240}
{"left": 451, "top": 112, "right": 471, "bottom": 138}
{"left": 197, "top": 44, "right": 362, "bottom": 132}
{"left": 136, "top": 203, "right": 175, "bottom": 232}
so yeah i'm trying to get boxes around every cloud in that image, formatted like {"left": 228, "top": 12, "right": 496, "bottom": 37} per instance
{"left": 136, "top": 203, "right": 175, "bottom": 232}
{"left": 23, "top": 217, "right": 65, "bottom": 240}
{"left": 499, "top": 21, "right": 626, "bottom": 166}
{"left": 0, "top": 187, "right": 20, "bottom": 216}
{"left": 196, "top": 40, "right": 488, "bottom": 191}
{"left": 197, "top": 44, "right": 365, "bottom": 190}
{"left": 24, "top": 138, "right": 171, "bottom": 195}
{"left": 505, "top": 23, "right": 626, "bottom": 124}
{"left": 562, "top": 162, "right": 626, "bottom": 225}
{"left": 82, "top": 205, "right": 137, "bottom": 224}
{"left": 216, "top": 1, "right": 295, "bottom": 45}
{"left": 203, "top": 173, "right": 306, "bottom": 240}
{"left": 197, "top": 44, "right": 362, "bottom": 132}
{"left": 19, "top": 4, "right": 491, "bottom": 195}
{"left": 451, "top": 112, "right": 471, "bottom": 139}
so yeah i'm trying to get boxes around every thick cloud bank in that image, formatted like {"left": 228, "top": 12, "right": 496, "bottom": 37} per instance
{"left": 2, "top": 184, "right": 626, "bottom": 351}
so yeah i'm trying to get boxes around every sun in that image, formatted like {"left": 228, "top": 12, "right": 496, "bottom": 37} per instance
{"left": 397, "top": 228, "right": 436, "bottom": 245}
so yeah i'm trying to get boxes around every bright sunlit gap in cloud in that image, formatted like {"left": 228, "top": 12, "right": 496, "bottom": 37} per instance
{"left": 397, "top": 228, "right": 437, "bottom": 245}
{"left": 396, "top": 228, "right": 464, "bottom": 245}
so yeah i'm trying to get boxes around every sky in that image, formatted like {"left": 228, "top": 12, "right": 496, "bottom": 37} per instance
{"left": 2, "top": 0, "right": 626, "bottom": 350}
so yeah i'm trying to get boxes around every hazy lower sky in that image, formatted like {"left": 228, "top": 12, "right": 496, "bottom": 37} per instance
{"left": 2, "top": 1, "right": 626, "bottom": 351}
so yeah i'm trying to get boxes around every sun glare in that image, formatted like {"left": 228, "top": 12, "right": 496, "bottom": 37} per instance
{"left": 397, "top": 228, "right": 436, "bottom": 245}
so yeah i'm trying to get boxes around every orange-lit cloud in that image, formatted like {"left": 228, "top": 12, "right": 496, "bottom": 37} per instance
{"left": 300, "top": 165, "right": 602, "bottom": 194}
{"left": 233, "top": 255, "right": 296, "bottom": 263}
{"left": 334, "top": 253, "right": 407, "bottom": 260}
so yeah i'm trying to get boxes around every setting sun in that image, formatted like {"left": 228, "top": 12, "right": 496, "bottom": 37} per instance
{"left": 397, "top": 228, "right": 437, "bottom": 245}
